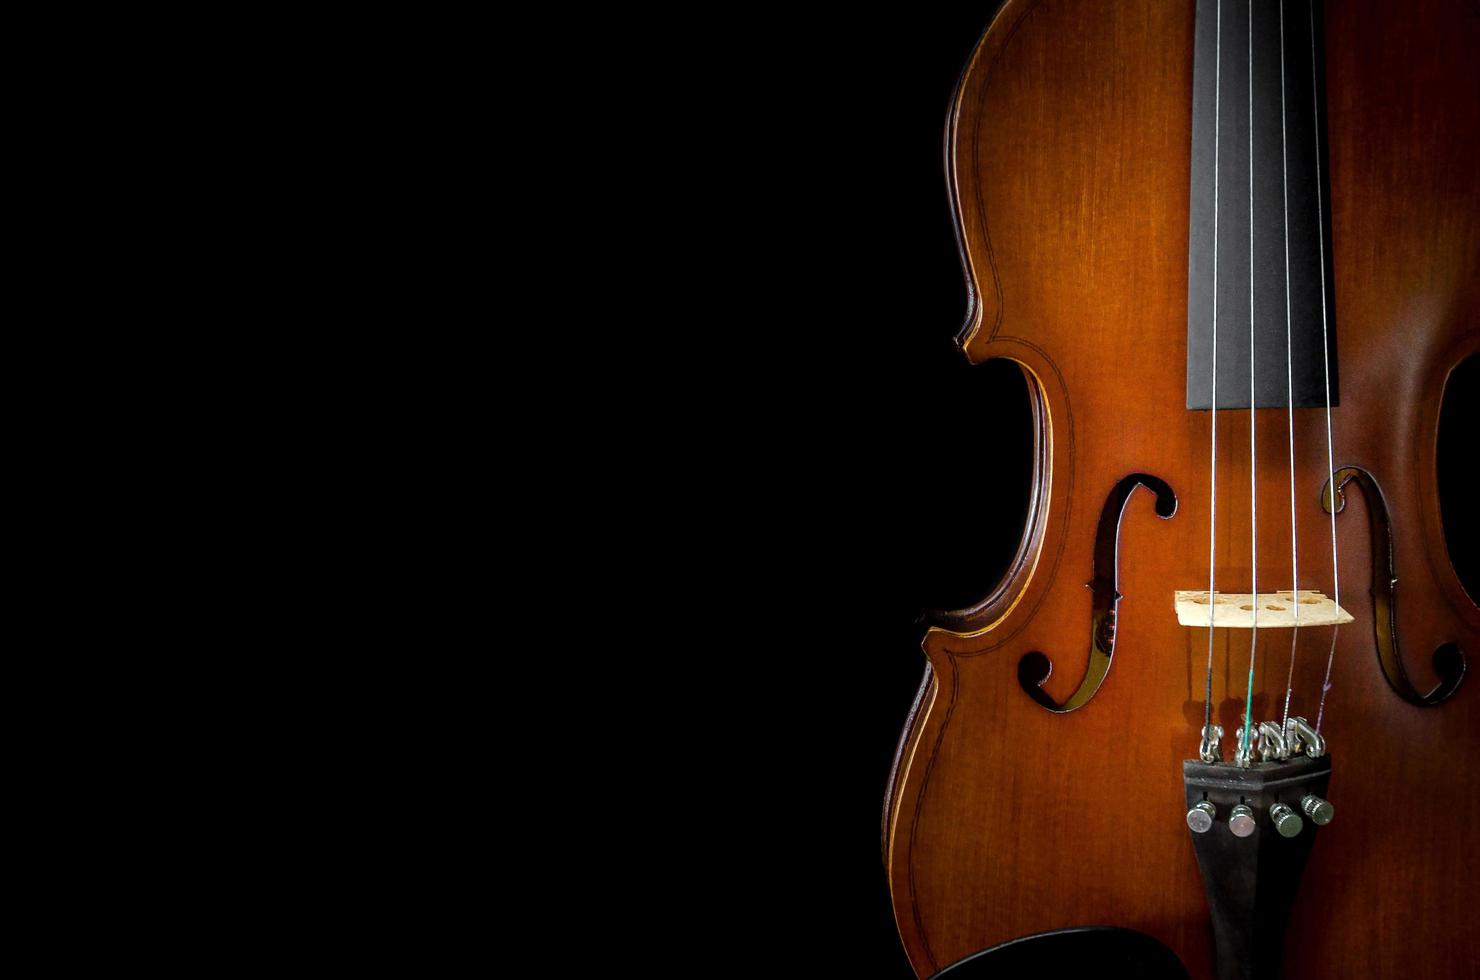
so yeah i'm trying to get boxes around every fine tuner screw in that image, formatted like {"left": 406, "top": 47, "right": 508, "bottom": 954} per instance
{"left": 1285, "top": 716, "right": 1326, "bottom": 758}
{"left": 1187, "top": 800, "right": 1216, "bottom": 833}
{"left": 1270, "top": 802, "right": 1304, "bottom": 838}
{"left": 1301, "top": 794, "right": 1335, "bottom": 825}
{"left": 1199, "top": 724, "right": 1224, "bottom": 764}
{"left": 1228, "top": 804, "right": 1256, "bottom": 838}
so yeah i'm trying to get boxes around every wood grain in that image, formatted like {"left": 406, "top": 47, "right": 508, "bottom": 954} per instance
{"left": 884, "top": 1, "right": 1480, "bottom": 977}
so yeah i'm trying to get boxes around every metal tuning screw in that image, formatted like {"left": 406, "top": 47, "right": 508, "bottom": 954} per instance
{"left": 1286, "top": 716, "right": 1326, "bottom": 758}
{"left": 1199, "top": 724, "right": 1224, "bottom": 763}
{"left": 1283, "top": 716, "right": 1305, "bottom": 757}
{"left": 1187, "top": 800, "right": 1217, "bottom": 833}
{"left": 1228, "top": 803, "right": 1256, "bottom": 837}
{"left": 1270, "top": 803, "right": 1304, "bottom": 838}
{"left": 1233, "top": 727, "right": 1258, "bottom": 768}
{"left": 1257, "top": 721, "right": 1289, "bottom": 761}
{"left": 1300, "top": 794, "right": 1335, "bottom": 825}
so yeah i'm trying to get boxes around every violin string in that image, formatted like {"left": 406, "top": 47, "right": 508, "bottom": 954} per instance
{"left": 1203, "top": 0, "right": 1224, "bottom": 744}
{"left": 1311, "top": 0, "right": 1341, "bottom": 733}
{"left": 1241, "top": 0, "right": 1259, "bottom": 763}
{"left": 1278, "top": 0, "right": 1301, "bottom": 736}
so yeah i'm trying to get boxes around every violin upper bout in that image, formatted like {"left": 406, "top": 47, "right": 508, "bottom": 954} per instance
{"left": 947, "top": 0, "right": 1195, "bottom": 368}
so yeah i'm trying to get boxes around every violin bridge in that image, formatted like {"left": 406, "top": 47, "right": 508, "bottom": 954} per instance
{"left": 1173, "top": 590, "right": 1354, "bottom": 629}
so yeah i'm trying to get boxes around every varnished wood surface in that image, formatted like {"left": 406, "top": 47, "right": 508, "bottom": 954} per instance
{"left": 884, "top": 2, "right": 1480, "bottom": 978}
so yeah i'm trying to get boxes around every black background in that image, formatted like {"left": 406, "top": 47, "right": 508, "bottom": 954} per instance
{"left": 749, "top": 9, "right": 1046, "bottom": 976}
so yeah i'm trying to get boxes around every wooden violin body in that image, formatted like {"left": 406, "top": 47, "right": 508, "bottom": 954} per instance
{"left": 883, "top": 1, "right": 1480, "bottom": 977}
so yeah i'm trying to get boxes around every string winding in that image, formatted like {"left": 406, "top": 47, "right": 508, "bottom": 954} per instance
{"left": 1278, "top": 0, "right": 1301, "bottom": 736}
{"left": 1311, "top": 0, "right": 1341, "bottom": 733}
{"left": 1202, "top": 0, "right": 1224, "bottom": 747}
{"left": 1241, "top": 0, "right": 1259, "bottom": 763}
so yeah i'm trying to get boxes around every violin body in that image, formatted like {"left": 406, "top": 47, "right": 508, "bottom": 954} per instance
{"left": 883, "top": 2, "right": 1480, "bottom": 977}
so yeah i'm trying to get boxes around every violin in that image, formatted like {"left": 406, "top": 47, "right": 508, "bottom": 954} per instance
{"left": 882, "top": 1, "right": 1480, "bottom": 977}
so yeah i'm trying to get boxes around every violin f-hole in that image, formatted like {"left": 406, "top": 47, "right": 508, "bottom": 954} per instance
{"left": 1019, "top": 473, "right": 1177, "bottom": 712}
{"left": 1322, "top": 465, "right": 1468, "bottom": 705}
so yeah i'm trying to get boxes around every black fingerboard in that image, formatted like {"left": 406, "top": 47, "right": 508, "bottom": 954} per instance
{"left": 1186, "top": 0, "right": 1339, "bottom": 410}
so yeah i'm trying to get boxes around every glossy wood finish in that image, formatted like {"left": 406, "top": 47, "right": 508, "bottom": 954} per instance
{"left": 884, "top": 2, "right": 1480, "bottom": 977}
